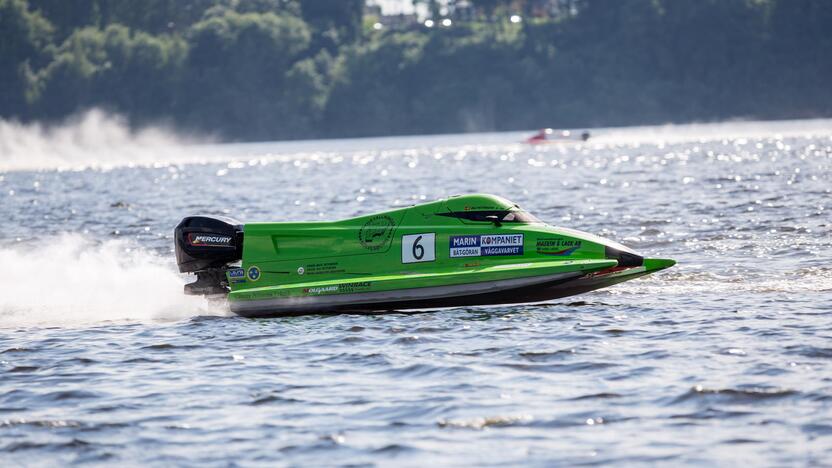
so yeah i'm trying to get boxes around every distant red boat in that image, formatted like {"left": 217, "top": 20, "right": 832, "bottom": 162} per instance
{"left": 526, "top": 128, "right": 590, "bottom": 144}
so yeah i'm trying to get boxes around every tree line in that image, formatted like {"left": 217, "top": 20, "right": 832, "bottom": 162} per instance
{"left": 1, "top": 0, "right": 830, "bottom": 141}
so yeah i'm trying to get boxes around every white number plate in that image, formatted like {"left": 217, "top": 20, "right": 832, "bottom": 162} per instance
{"left": 401, "top": 233, "right": 435, "bottom": 263}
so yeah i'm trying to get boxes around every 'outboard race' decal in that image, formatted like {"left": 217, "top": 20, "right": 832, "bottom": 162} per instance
{"left": 449, "top": 234, "right": 524, "bottom": 257}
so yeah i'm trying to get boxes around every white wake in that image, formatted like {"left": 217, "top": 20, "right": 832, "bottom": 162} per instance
{"left": 0, "top": 235, "right": 227, "bottom": 327}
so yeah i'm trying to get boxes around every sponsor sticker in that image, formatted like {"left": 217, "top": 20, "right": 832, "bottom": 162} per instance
{"left": 536, "top": 237, "right": 581, "bottom": 256}
{"left": 338, "top": 281, "right": 372, "bottom": 294}
{"left": 358, "top": 215, "right": 395, "bottom": 251}
{"left": 302, "top": 262, "right": 345, "bottom": 275}
{"left": 247, "top": 266, "right": 261, "bottom": 281}
{"left": 463, "top": 204, "right": 501, "bottom": 211}
{"left": 303, "top": 281, "right": 372, "bottom": 295}
{"left": 187, "top": 233, "right": 233, "bottom": 247}
{"left": 304, "top": 285, "right": 338, "bottom": 295}
{"left": 449, "top": 234, "right": 524, "bottom": 258}
{"left": 227, "top": 268, "right": 246, "bottom": 284}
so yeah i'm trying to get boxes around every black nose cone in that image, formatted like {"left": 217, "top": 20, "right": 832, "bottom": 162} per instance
{"left": 605, "top": 246, "right": 644, "bottom": 267}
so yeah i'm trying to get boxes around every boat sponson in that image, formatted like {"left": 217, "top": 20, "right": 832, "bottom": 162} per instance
{"left": 230, "top": 258, "right": 674, "bottom": 317}
{"left": 230, "top": 270, "right": 584, "bottom": 317}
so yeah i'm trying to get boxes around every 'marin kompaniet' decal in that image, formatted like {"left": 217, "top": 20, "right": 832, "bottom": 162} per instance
{"left": 449, "top": 234, "right": 524, "bottom": 258}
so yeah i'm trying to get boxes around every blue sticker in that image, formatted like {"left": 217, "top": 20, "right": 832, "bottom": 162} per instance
{"left": 247, "top": 266, "right": 261, "bottom": 281}
{"left": 450, "top": 234, "right": 524, "bottom": 258}
{"left": 227, "top": 268, "right": 246, "bottom": 284}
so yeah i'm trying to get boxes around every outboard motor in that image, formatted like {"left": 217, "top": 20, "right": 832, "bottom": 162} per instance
{"left": 174, "top": 215, "right": 243, "bottom": 295}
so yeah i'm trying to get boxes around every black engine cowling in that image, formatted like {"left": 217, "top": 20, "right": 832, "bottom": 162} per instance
{"left": 174, "top": 215, "right": 243, "bottom": 295}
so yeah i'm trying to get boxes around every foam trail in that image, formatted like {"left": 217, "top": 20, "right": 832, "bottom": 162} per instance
{"left": 0, "top": 235, "right": 228, "bottom": 327}
{"left": 0, "top": 109, "right": 219, "bottom": 172}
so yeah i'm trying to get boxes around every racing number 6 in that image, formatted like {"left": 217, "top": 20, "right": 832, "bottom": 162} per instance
{"left": 412, "top": 235, "right": 424, "bottom": 260}
{"left": 402, "top": 233, "right": 435, "bottom": 263}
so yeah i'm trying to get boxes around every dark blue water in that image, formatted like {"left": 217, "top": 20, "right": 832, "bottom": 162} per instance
{"left": 1, "top": 120, "right": 831, "bottom": 465}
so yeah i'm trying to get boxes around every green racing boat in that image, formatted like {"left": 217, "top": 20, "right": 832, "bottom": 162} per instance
{"left": 174, "top": 194, "right": 675, "bottom": 317}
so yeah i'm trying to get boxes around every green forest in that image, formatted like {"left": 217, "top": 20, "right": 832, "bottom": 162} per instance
{"left": 2, "top": 0, "right": 831, "bottom": 140}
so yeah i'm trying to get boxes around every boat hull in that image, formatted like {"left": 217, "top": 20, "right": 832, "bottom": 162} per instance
{"left": 230, "top": 259, "right": 673, "bottom": 318}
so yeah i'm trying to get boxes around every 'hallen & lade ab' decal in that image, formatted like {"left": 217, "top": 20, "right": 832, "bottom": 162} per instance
{"left": 536, "top": 237, "right": 582, "bottom": 256}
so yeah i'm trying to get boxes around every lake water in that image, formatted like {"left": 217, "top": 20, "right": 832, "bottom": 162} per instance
{"left": 1, "top": 117, "right": 831, "bottom": 465}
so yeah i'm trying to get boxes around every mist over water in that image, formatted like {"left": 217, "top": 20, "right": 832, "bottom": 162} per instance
{"left": 1, "top": 116, "right": 831, "bottom": 465}
{"left": 0, "top": 110, "right": 214, "bottom": 171}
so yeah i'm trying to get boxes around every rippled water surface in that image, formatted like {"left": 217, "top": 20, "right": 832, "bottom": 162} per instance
{"left": 1, "top": 120, "right": 831, "bottom": 465}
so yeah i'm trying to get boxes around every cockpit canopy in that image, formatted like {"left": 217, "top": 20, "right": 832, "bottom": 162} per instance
{"left": 441, "top": 194, "right": 540, "bottom": 224}
{"left": 437, "top": 210, "right": 541, "bottom": 224}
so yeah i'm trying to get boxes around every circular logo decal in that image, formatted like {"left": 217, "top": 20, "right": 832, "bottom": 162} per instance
{"left": 297, "top": 266, "right": 305, "bottom": 275}
{"left": 247, "top": 266, "right": 261, "bottom": 281}
{"left": 358, "top": 215, "right": 395, "bottom": 251}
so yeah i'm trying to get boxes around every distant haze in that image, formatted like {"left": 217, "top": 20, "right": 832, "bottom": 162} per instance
{"left": 1, "top": 109, "right": 830, "bottom": 172}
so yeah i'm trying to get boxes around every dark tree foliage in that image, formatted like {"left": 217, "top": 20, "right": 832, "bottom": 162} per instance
{"left": 0, "top": 0, "right": 52, "bottom": 117}
{"left": 179, "top": 10, "right": 311, "bottom": 138}
{"left": 300, "top": 0, "right": 364, "bottom": 44}
{"left": 2, "top": 0, "right": 831, "bottom": 140}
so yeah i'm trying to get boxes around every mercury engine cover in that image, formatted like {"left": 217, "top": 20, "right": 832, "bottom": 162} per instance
{"left": 174, "top": 215, "right": 243, "bottom": 295}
